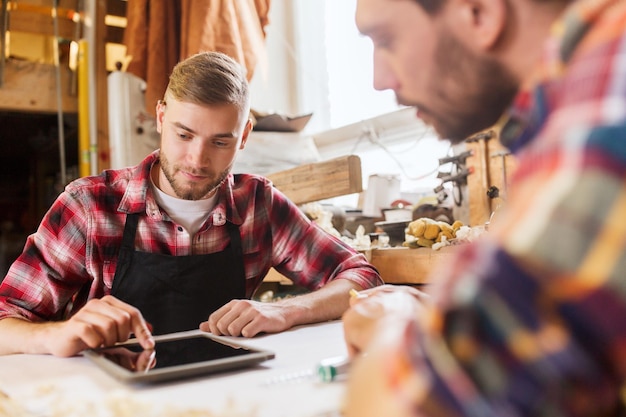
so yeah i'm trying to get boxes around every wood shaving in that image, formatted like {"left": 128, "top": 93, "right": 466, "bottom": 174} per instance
{"left": 0, "top": 387, "right": 256, "bottom": 417}
{"left": 0, "top": 389, "right": 33, "bottom": 417}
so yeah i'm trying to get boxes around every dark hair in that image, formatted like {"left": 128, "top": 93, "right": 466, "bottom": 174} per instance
{"left": 414, "top": 0, "right": 446, "bottom": 14}
{"left": 164, "top": 51, "right": 250, "bottom": 112}
{"left": 415, "top": 0, "right": 573, "bottom": 14}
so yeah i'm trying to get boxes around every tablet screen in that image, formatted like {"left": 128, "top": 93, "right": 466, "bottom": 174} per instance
{"left": 84, "top": 331, "right": 275, "bottom": 383}
{"left": 99, "top": 335, "right": 253, "bottom": 371}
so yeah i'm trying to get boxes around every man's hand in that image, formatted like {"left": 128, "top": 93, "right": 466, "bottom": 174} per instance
{"left": 46, "top": 295, "right": 154, "bottom": 357}
{"left": 342, "top": 284, "right": 427, "bottom": 357}
{"left": 345, "top": 320, "right": 419, "bottom": 417}
{"left": 200, "top": 299, "right": 293, "bottom": 337}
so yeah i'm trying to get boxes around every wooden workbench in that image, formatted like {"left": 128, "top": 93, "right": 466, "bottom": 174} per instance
{"left": 365, "top": 245, "right": 460, "bottom": 284}
{"left": 264, "top": 245, "right": 462, "bottom": 286}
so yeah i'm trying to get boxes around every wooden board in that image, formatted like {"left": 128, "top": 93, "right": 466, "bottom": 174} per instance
{"left": 0, "top": 59, "right": 77, "bottom": 113}
{"left": 9, "top": 7, "right": 78, "bottom": 40}
{"left": 266, "top": 155, "right": 363, "bottom": 205}
{"left": 367, "top": 246, "right": 461, "bottom": 284}
{"left": 264, "top": 245, "right": 462, "bottom": 286}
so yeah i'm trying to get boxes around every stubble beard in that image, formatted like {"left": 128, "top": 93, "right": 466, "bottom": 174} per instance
{"left": 160, "top": 153, "right": 231, "bottom": 200}
{"left": 404, "top": 29, "right": 519, "bottom": 144}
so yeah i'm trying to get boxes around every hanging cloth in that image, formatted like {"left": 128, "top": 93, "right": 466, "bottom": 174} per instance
{"left": 123, "top": 0, "right": 181, "bottom": 117}
{"left": 123, "top": 0, "right": 271, "bottom": 117}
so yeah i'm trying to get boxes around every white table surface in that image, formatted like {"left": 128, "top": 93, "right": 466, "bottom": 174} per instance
{"left": 0, "top": 320, "right": 348, "bottom": 417}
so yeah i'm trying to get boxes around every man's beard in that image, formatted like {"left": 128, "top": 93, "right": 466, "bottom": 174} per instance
{"left": 413, "top": 29, "right": 519, "bottom": 144}
{"left": 159, "top": 153, "right": 231, "bottom": 200}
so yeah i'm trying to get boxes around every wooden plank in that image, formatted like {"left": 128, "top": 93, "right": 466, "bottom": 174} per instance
{"left": 8, "top": 8, "right": 78, "bottom": 40}
{"left": 263, "top": 245, "right": 462, "bottom": 285}
{"left": 263, "top": 243, "right": 461, "bottom": 286}
{"left": 0, "top": 58, "right": 77, "bottom": 113}
{"left": 266, "top": 155, "right": 363, "bottom": 205}
{"left": 367, "top": 246, "right": 460, "bottom": 284}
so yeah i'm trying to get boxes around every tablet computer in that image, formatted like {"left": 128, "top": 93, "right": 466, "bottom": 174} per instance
{"left": 83, "top": 330, "right": 275, "bottom": 384}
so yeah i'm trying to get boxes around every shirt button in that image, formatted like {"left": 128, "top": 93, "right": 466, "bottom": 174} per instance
{"left": 177, "top": 226, "right": 183, "bottom": 232}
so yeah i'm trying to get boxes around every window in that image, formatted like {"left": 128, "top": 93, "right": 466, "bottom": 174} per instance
{"left": 249, "top": 0, "right": 452, "bottom": 207}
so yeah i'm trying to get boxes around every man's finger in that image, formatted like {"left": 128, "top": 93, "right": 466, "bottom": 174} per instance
{"left": 101, "top": 296, "right": 154, "bottom": 349}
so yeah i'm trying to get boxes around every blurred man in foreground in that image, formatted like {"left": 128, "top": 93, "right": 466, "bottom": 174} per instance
{"left": 344, "top": 0, "right": 626, "bottom": 415}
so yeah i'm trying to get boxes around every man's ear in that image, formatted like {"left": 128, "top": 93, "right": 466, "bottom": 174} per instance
{"left": 449, "top": 0, "right": 506, "bottom": 51}
{"left": 239, "top": 119, "right": 253, "bottom": 150}
{"left": 155, "top": 100, "right": 165, "bottom": 134}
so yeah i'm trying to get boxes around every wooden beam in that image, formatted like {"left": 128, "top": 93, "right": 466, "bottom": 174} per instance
{"left": 266, "top": 155, "right": 363, "bottom": 206}
{"left": 0, "top": 58, "right": 77, "bottom": 113}
{"left": 8, "top": 5, "right": 78, "bottom": 40}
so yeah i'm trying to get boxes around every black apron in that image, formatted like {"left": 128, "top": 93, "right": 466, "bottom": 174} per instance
{"left": 111, "top": 213, "right": 246, "bottom": 335}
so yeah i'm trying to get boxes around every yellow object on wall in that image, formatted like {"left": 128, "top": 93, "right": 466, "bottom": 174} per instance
{"left": 77, "top": 39, "right": 90, "bottom": 178}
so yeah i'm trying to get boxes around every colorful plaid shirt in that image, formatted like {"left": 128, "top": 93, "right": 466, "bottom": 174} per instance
{"left": 0, "top": 150, "right": 382, "bottom": 322}
{"left": 388, "top": 0, "right": 626, "bottom": 416}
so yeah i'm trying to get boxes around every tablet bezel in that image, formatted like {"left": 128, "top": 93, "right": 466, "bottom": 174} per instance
{"left": 82, "top": 330, "right": 275, "bottom": 384}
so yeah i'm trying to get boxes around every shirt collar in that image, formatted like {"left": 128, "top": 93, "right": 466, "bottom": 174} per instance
{"left": 117, "top": 150, "right": 159, "bottom": 215}
{"left": 117, "top": 149, "right": 244, "bottom": 226}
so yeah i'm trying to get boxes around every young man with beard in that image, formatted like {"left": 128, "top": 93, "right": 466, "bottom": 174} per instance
{"left": 343, "top": 0, "right": 626, "bottom": 416}
{"left": 0, "top": 51, "right": 382, "bottom": 357}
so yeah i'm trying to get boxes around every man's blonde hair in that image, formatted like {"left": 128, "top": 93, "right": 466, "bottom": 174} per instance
{"left": 164, "top": 51, "right": 250, "bottom": 112}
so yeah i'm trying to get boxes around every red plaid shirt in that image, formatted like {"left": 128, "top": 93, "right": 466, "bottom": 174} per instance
{"left": 377, "top": 0, "right": 626, "bottom": 416}
{"left": 0, "top": 150, "right": 382, "bottom": 321}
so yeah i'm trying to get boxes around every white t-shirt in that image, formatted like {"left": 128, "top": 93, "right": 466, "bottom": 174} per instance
{"left": 151, "top": 180, "right": 217, "bottom": 237}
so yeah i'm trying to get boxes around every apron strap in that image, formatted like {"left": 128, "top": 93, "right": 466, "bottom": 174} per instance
{"left": 120, "top": 213, "right": 140, "bottom": 251}
{"left": 111, "top": 213, "right": 139, "bottom": 293}
{"left": 225, "top": 221, "right": 247, "bottom": 284}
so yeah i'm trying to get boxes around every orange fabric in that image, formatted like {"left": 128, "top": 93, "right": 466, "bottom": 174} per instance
{"left": 179, "top": 0, "right": 270, "bottom": 80}
{"left": 123, "top": 0, "right": 180, "bottom": 116}
{"left": 124, "top": 0, "right": 270, "bottom": 116}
